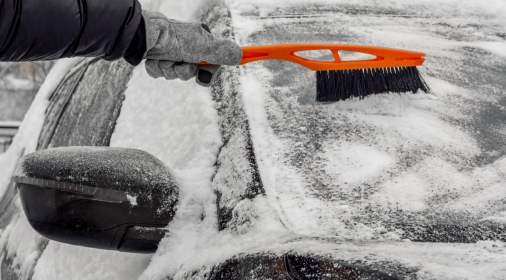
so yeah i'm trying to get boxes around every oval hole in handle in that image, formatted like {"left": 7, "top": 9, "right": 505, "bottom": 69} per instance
{"left": 338, "top": 50, "right": 377, "bottom": 61}
{"left": 294, "top": 50, "right": 335, "bottom": 61}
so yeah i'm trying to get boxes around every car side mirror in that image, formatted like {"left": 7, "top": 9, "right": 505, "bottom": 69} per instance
{"left": 12, "top": 147, "right": 179, "bottom": 254}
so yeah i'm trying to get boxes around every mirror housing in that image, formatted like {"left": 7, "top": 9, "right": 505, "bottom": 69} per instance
{"left": 13, "top": 147, "right": 179, "bottom": 253}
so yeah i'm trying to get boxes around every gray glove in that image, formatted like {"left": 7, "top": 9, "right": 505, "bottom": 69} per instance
{"left": 142, "top": 10, "right": 242, "bottom": 86}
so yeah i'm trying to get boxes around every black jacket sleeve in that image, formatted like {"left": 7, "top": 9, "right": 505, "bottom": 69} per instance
{"left": 0, "top": 0, "right": 143, "bottom": 63}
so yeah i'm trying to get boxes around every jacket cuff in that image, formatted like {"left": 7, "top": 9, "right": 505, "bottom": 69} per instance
{"left": 103, "top": 0, "right": 143, "bottom": 61}
{"left": 123, "top": 17, "right": 146, "bottom": 66}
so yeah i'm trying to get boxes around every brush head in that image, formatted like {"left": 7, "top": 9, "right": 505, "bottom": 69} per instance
{"left": 316, "top": 66, "right": 430, "bottom": 102}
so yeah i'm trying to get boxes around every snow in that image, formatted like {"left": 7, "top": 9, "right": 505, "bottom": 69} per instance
{"left": 225, "top": 0, "right": 506, "bottom": 17}
{"left": 473, "top": 42, "right": 506, "bottom": 58}
{"left": 372, "top": 173, "right": 429, "bottom": 212}
{"left": 236, "top": 62, "right": 476, "bottom": 235}
{"left": 140, "top": 0, "right": 216, "bottom": 21}
{"left": 322, "top": 142, "right": 395, "bottom": 184}
{"left": 477, "top": 240, "right": 506, "bottom": 253}
{"left": 127, "top": 194, "right": 139, "bottom": 206}
{"left": 109, "top": 57, "right": 224, "bottom": 280}
{"left": 32, "top": 243, "right": 152, "bottom": 280}
{"left": 0, "top": 211, "right": 46, "bottom": 280}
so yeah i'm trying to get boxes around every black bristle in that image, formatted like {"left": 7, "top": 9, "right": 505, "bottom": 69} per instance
{"left": 316, "top": 66, "right": 430, "bottom": 102}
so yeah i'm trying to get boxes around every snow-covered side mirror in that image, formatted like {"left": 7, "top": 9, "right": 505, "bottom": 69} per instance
{"left": 12, "top": 147, "right": 179, "bottom": 254}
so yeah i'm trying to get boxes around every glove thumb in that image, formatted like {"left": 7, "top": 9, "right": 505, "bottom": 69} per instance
{"left": 198, "top": 24, "right": 243, "bottom": 66}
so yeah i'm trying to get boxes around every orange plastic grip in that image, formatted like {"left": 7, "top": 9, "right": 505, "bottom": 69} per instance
{"left": 199, "top": 44, "right": 425, "bottom": 71}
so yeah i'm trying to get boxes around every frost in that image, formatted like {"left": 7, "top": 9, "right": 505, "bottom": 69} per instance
{"left": 127, "top": 194, "right": 138, "bottom": 206}
{"left": 477, "top": 240, "right": 506, "bottom": 254}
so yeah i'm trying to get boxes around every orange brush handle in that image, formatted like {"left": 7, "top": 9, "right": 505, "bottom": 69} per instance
{"left": 200, "top": 44, "right": 425, "bottom": 71}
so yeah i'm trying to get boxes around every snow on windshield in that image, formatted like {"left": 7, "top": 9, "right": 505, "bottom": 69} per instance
{"left": 142, "top": 0, "right": 505, "bottom": 279}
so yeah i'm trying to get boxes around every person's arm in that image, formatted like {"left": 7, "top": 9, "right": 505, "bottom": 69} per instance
{"left": 0, "top": 0, "right": 142, "bottom": 62}
{"left": 0, "top": 0, "right": 242, "bottom": 86}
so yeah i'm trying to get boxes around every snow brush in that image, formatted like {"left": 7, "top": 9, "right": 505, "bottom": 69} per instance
{"left": 201, "top": 44, "right": 429, "bottom": 102}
